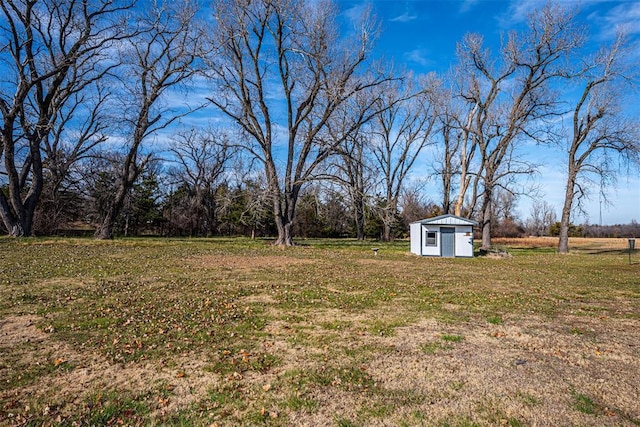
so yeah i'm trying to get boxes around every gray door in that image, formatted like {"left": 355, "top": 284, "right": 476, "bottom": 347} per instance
{"left": 441, "top": 227, "right": 455, "bottom": 257}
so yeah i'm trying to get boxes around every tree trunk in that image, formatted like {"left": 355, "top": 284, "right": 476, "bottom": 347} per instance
{"left": 480, "top": 185, "right": 493, "bottom": 250}
{"left": 95, "top": 180, "right": 129, "bottom": 240}
{"left": 383, "top": 222, "right": 393, "bottom": 242}
{"left": 558, "top": 167, "right": 576, "bottom": 254}
{"left": 442, "top": 172, "right": 451, "bottom": 215}
{"left": 270, "top": 184, "right": 298, "bottom": 246}
{"left": 352, "top": 190, "right": 365, "bottom": 240}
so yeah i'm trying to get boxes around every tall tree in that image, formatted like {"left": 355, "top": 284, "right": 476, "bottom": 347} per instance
{"left": 207, "top": 0, "right": 386, "bottom": 246}
{"left": 558, "top": 34, "right": 640, "bottom": 253}
{"left": 95, "top": 0, "right": 204, "bottom": 239}
{"left": 456, "top": 4, "right": 582, "bottom": 250}
{"left": 322, "top": 90, "right": 381, "bottom": 240}
{"left": 370, "top": 75, "right": 439, "bottom": 241}
{"left": 0, "top": 0, "right": 133, "bottom": 236}
{"left": 430, "top": 78, "right": 479, "bottom": 217}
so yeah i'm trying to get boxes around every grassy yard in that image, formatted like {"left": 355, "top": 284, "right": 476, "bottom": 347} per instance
{"left": 0, "top": 236, "right": 638, "bottom": 426}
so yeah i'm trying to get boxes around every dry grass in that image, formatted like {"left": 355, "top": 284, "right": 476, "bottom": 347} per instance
{"left": 493, "top": 236, "right": 632, "bottom": 251}
{"left": 1, "top": 237, "right": 639, "bottom": 426}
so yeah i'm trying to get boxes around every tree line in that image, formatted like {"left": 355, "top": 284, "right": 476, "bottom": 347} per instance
{"left": 1, "top": 0, "right": 638, "bottom": 253}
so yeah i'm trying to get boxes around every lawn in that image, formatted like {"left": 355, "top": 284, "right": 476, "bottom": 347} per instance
{"left": 1, "top": 237, "right": 638, "bottom": 426}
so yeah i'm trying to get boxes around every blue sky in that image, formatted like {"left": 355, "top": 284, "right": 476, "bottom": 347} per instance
{"left": 335, "top": 0, "right": 640, "bottom": 225}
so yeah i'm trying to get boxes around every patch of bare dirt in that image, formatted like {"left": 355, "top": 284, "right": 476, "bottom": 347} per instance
{"left": 0, "top": 315, "right": 47, "bottom": 347}
{"left": 356, "top": 258, "right": 413, "bottom": 268}
{"left": 240, "top": 294, "right": 278, "bottom": 305}
{"left": 360, "top": 315, "right": 640, "bottom": 426}
{"left": 263, "top": 308, "right": 640, "bottom": 426}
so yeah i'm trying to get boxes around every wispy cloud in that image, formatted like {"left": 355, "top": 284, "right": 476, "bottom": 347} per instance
{"left": 342, "top": 2, "right": 371, "bottom": 25}
{"left": 403, "top": 47, "right": 432, "bottom": 67}
{"left": 459, "top": 0, "right": 480, "bottom": 14}
{"left": 496, "top": 0, "right": 541, "bottom": 28}
{"left": 590, "top": 1, "right": 640, "bottom": 41}
{"left": 390, "top": 12, "right": 417, "bottom": 23}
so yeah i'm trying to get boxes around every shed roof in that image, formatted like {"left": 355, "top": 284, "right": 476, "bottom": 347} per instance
{"left": 411, "top": 214, "right": 479, "bottom": 226}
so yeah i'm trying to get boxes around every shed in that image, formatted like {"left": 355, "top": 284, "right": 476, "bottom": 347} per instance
{"left": 410, "top": 214, "right": 478, "bottom": 258}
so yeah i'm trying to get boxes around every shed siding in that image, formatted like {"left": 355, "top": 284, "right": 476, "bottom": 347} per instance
{"left": 454, "top": 226, "right": 474, "bottom": 257}
{"left": 409, "top": 215, "right": 477, "bottom": 258}
{"left": 420, "top": 225, "right": 442, "bottom": 256}
{"left": 410, "top": 223, "right": 422, "bottom": 255}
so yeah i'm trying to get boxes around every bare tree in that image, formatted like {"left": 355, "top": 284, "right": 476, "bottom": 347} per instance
{"left": 35, "top": 83, "right": 111, "bottom": 233}
{"left": 95, "top": 0, "right": 204, "bottom": 239}
{"left": 207, "top": 0, "right": 387, "bottom": 246}
{"left": 525, "top": 200, "right": 556, "bottom": 236}
{"left": 430, "top": 77, "right": 480, "bottom": 216}
{"left": 558, "top": 34, "right": 640, "bottom": 253}
{"left": 456, "top": 3, "right": 582, "bottom": 250}
{"left": 0, "top": 0, "right": 133, "bottom": 236}
{"left": 370, "top": 75, "right": 439, "bottom": 241}
{"left": 320, "top": 89, "right": 383, "bottom": 240}
{"left": 167, "top": 127, "right": 232, "bottom": 236}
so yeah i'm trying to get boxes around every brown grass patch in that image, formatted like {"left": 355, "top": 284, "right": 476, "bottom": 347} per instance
{"left": 187, "top": 254, "right": 314, "bottom": 271}
{"left": 493, "top": 236, "right": 632, "bottom": 251}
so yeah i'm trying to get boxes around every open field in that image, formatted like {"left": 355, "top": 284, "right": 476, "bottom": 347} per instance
{"left": 1, "top": 237, "right": 638, "bottom": 426}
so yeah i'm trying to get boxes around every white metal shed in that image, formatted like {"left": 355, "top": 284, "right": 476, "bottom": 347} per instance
{"left": 410, "top": 214, "right": 478, "bottom": 258}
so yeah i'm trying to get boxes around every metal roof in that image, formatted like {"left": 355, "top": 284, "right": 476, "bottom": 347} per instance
{"left": 410, "top": 214, "right": 479, "bottom": 226}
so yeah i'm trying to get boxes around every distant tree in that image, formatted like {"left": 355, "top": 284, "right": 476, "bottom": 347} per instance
{"left": 34, "top": 84, "right": 111, "bottom": 235}
{"left": 167, "top": 127, "right": 233, "bottom": 236}
{"left": 294, "top": 190, "right": 324, "bottom": 238}
{"left": 120, "top": 171, "right": 164, "bottom": 236}
{"left": 323, "top": 89, "right": 382, "bottom": 240}
{"left": 524, "top": 200, "right": 557, "bottom": 236}
{"left": 320, "top": 190, "right": 351, "bottom": 237}
{"left": 550, "top": 221, "right": 582, "bottom": 237}
{"left": 558, "top": 33, "right": 640, "bottom": 253}
{"left": 492, "top": 189, "right": 526, "bottom": 237}
{"left": 215, "top": 180, "right": 276, "bottom": 238}
{"left": 399, "top": 188, "right": 441, "bottom": 231}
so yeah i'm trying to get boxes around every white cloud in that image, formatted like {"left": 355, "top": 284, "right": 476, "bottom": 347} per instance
{"left": 342, "top": 2, "right": 371, "bottom": 25}
{"left": 459, "top": 0, "right": 480, "bottom": 14}
{"left": 403, "top": 47, "right": 433, "bottom": 67}
{"left": 497, "top": 0, "right": 541, "bottom": 28}
{"left": 390, "top": 12, "right": 417, "bottom": 23}
{"left": 591, "top": 2, "right": 640, "bottom": 41}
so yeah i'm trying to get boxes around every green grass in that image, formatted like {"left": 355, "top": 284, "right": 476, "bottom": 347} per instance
{"left": 441, "top": 334, "right": 464, "bottom": 343}
{"left": 572, "top": 391, "right": 599, "bottom": 415}
{"left": 1, "top": 236, "right": 639, "bottom": 425}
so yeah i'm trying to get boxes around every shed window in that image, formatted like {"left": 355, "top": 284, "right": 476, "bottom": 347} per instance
{"left": 426, "top": 231, "right": 437, "bottom": 246}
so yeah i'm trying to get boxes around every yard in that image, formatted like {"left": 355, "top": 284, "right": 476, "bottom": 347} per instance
{"left": 1, "top": 237, "right": 638, "bottom": 426}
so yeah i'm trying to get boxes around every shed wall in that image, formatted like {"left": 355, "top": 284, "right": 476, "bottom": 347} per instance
{"left": 409, "top": 223, "right": 422, "bottom": 255}
{"left": 412, "top": 224, "right": 475, "bottom": 257}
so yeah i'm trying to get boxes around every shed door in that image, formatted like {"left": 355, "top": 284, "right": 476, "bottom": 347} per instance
{"left": 441, "top": 227, "right": 455, "bottom": 257}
